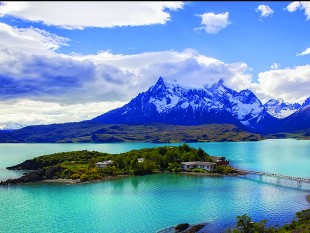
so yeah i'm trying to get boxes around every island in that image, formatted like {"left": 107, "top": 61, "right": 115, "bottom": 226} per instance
{"left": 0, "top": 144, "right": 239, "bottom": 185}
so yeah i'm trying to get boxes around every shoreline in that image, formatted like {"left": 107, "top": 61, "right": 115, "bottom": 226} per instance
{"left": 2, "top": 171, "right": 244, "bottom": 186}
{"left": 29, "top": 172, "right": 243, "bottom": 186}
{"left": 307, "top": 194, "right": 310, "bottom": 203}
{"left": 39, "top": 175, "right": 131, "bottom": 185}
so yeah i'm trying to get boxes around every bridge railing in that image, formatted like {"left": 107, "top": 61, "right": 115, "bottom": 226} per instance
{"left": 235, "top": 169, "right": 310, "bottom": 183}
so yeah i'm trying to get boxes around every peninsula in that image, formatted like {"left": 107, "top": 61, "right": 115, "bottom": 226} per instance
{"left": 0, "top": 145, "right": 238, "bottom": 185}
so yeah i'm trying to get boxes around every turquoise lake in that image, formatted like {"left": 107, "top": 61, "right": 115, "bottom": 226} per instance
{"left": 0, "top": 139, "right": 309, "bottom": 232}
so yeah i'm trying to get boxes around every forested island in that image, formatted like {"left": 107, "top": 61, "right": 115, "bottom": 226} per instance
{"left": 0, "top": 145, "right": 237, "bottom": 185}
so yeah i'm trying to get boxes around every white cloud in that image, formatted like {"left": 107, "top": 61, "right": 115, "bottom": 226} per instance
{"left": 297, "top": 47, "right": 310, "bottom": 56}
{"left": 0, "top": 46, "right": 255, "bottom": 126}
{"left": 286, "top": 1, "right": 310, "bottom": 20}
{"left": 0, "top": 20, "right": 308, "bottom": 126}
{"left": 0, "top": 22, "right": 255, "bottom": 127}
{"left": 270, "top": 63, "right": 280, "bottom": 69}
{"left": 0, "top": 99, "right": 126, "bottom": 127}
{"left": 0, "top": 23, "right": 69, "bottom": 53}
{"left": 256, "top": 4, "right": 274, "bottom": 18}
{"left": 287, "top": 1, "right": 302, "bottom": 12}
{"left": 0, "top": 1, "right": 184, "bottom": 29}
{"left": 195, "top": 12, "right": 230, "bottom": 34}
{"left": 257, "top": 65, "right": 310, "bottom": 103}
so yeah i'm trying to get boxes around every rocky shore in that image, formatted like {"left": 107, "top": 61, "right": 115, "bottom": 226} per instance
{"left": 0, "top": 165, "right": 62, "bottom": 185}
{"left": 0, "top": 170, "right": 130, "bottom": 186}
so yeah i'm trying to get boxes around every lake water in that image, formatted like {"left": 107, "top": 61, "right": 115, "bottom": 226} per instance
{"left": 0, "top": 139, "right": 309, "bottom": 232}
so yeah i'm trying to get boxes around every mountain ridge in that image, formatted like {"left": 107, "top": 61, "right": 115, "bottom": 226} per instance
{"left": 0, "top": 76, "right": 309, "bottom": 143}
{"left": 92, "top": 77, "right": 280, "bottom": 133}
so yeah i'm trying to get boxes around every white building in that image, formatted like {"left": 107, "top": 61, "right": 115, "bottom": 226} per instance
{"left": 181, "top": 161, "right": 216, "bottom": 171}
{"left": 137, "top": 158, "right": 144, "bottom": 163}
{"left": 96, "top": 160, "right": 113, "bottom": 168}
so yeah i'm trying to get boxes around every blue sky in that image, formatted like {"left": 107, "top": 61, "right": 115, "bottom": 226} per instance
{"left": 0, "top": 1, "right": 309, "bottom": 127}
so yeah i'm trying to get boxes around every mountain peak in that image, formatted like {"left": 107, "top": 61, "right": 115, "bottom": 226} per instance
{"left": 156, "top": 76, "right": 166, "bottom": 85}
{"left": 218, "top": 79, "right": 224, "bottom": 85}
{"left": 302, "top": 97, "right": 310, "bottom": 108}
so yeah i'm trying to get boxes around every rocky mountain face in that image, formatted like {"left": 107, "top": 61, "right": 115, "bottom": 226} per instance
{"left": 281, "top": 105, "right": 310, "bottom": 132}
{"left": 263, "top": 98, "right": 301, "bottom": 119}
{"left": 92, "top": 77, "right": 281, "bottom": 133}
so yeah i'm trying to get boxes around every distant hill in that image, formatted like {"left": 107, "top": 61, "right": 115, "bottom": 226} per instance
{"left": 0, "top": 122, "right": 263, "bottom": 143}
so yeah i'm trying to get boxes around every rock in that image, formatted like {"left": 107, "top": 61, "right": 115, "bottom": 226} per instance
{"left": 184, "top": 224, "right": 205, "bottom": 233}
{"left": 175, "top": 223, "right": 190, "bottom": 232}
{"left": 6, "top": 159, "right": 43, "bottom": 170}
{"left": 0, "top": 166, "right": 63, "bottom": 185}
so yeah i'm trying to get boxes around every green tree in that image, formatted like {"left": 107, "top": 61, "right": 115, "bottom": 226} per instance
{"left": 158, "top": 147, "right": 167, "bottom": 155}
{"left": 197, "top": 148, "right": 205, "bottom": 160}
{"left": 236, "top": 214, "right": 256, "bottom": 233}
{"left": 179, "top": 143, "right": 190, "bottom": 152}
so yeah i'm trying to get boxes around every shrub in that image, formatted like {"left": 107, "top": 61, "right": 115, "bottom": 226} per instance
{"left": 70, "top": 174, "right": 80, "bottom": 180}
{"left": 214, "top": 165, "right": 235, "bottom": 174}
{"left": 87, "top": 174, "right": 102, "bottom": 181}
{"left": 167, "top": 162, "right": 181, "bottom": 172}
{"left": 191, "top": 168, "right": 206, "bottom": 173}
{"left": 296, "top": 208, "right": 310, "bottom": 223}
{"left": 80, "top": 174, "right": 89, "bottom": 181}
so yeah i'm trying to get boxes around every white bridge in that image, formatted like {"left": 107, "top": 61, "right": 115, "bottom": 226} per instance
{"left": 235, "top": 169, "right": 310, "bottom": 183}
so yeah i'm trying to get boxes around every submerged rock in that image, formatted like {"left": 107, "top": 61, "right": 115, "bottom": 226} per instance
{"left": 175, "top": 223, "right": 190, "bottom": 232}
{"left": 172, "top": 223, "right": 206, "bottom": 233}
{"left": 184, "top": 224, "right": 205, "bottom": 233}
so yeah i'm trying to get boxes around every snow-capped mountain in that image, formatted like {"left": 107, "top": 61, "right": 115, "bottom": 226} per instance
{"left": 263, "top": 96, "right": 310, "bottom": 119}
{"left": 0, "top": 123, "right": 26, "bottom": 131}
{"left": 92, "top": 77, "right": 279, "bottom": 132}
{"left": 263, "top": 98, "right": 301, "bottom": 119}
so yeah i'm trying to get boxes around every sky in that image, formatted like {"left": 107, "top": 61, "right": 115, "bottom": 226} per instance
{"left": 0, "top": 1, "right": 310, "bottom": 128}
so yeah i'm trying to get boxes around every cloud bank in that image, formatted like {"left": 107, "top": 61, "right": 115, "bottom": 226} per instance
{"left": 0, "top": 2, "right": 184, "bottom": 29}
{"left": 0, "top": 21, "right": 309, "bottom": 126}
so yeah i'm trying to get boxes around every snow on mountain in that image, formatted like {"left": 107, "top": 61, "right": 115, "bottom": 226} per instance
{"left": 93, "top": 77, "right": 276, "bottom": 132}
{"left": 0, "top": 123, "right": 26, "bottom": 131}
{"left": 263, "top": 98, "right": 301, "bottom": 119}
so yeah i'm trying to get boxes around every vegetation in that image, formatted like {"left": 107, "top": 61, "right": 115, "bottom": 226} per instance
{"left": 266, "top": 128, "right": 310, "bottom": 140}
{"left": 0, "top": 122, "right": 264, "bottom": 143}
{"left": 5, "top": 144, "right": 236, "bottom": 183}
{"left": 213, "top": 165, "right": 237, "bottom": 174}
{"left": 227, "top": 208, "right": 310, "bottom": 233}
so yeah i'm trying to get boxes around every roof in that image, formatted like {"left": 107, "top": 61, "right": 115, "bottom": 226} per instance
{"left": 96, "top": 160, "right": 112, "bottom": 165}
{"left": 181, "top": 161, "right": 216, "bottom": 166}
